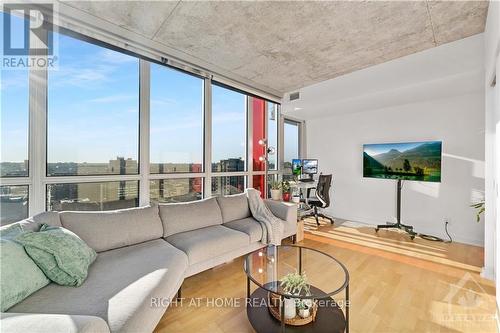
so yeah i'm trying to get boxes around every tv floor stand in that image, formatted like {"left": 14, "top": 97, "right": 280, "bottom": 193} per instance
{"left": 375, "top": 179, "right": 417, "bottom": 240}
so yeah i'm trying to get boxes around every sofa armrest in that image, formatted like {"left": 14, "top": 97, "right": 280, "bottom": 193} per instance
{"left": 0, "top": 313, "right": 110, "bottom": 333}
{"left": 264, "top": 200, "right": 297, "bottom": 223}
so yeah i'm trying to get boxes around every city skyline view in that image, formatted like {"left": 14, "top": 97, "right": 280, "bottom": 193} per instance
{"left": 1, "top": 14, "right": 259, "bottom": 166}
{"left": 0, "top": 11, "right": 293, "bottom": 223}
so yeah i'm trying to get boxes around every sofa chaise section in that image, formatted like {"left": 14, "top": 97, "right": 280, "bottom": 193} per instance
{"left": 1, "top": 312, "right": 110, "bottom": 333}
{"left": 9, "top": 239, "right": 188, "bottom": 333}
{"left": 2, "top": 194, "right": 298, "bottom": 333}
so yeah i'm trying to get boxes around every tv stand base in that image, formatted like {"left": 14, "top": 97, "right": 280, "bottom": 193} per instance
{"left": 375, "top": 222, "right": 417, "bottom": 240}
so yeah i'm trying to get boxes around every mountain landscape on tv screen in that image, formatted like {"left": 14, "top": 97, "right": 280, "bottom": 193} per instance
{"left": 363, "top": 141, "right": 442, "bottom": 182}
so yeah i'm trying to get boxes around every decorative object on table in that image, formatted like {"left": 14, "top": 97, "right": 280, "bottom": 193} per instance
{"left": 297, "top": 299, "right": 313, "bottom": 318}
{"left": 267, "top": 292, "right": 318, "bottom": 325}
{"left": 269, "top": 180, "right": 282, "bottom": 201}
{"left": 291, "top": 182, "right": 301, "bottom": 203}
{"left": 282, "top": 181, "right": 291, "bottom": 202}
{"left": 245, "top": 245, "right": 349, "bottom": 333}
{"left": 269, "top": 271, "right": 317, "bottom": 323}
{"left": 258, "top": 138, "right": 276, "bottom": 198}
{"left": 471, "top": 200, "right": 485, "bottom": 222}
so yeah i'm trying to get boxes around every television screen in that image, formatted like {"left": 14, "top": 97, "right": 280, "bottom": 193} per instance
{"left": 363, "top": 141, "right": 442, "bottom": 182}
{"left": 292, "top": 159, "right": 302, "bottom": 175}
{"left": 302, "top": 159, "right": 318, "bottom": 174}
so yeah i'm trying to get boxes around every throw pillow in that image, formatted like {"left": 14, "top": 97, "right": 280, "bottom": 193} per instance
{"left": 16, "top": 224, "right": 97, "bottom": 287}
{"left": 1, "top": 223, "right": 50, "bottom": 311}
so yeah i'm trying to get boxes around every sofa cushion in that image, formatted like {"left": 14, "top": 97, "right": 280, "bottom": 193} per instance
{"left": 216, "top": 193, "right": 251, "bottom": 223}
{"left": 159, "top": 198, "right": 223, "bottom": 237}
{"left": 1, "top": 224, "right": 50, "bottom": 311}
{"left": 223, "top": 217, "right": 263, "bottom": 243}
{"left": 9, "top": 239, "right": 188, "bottom": 333}
{"left": 59, "top": 206, "right": 164, "bottom": 252}
{"left": 16, "top": 225, "right": 97, "bottom": 287}
{"left": 166, "top": 225, "right": 250, "bottom": 265}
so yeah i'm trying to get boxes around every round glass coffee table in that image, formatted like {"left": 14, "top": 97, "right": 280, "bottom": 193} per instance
{"left": 244, "top": 245, "right": 349, "bottom": 333}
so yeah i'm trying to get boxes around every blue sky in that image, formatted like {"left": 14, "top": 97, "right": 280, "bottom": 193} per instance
{"left": 363, "top": 142, "right": 436, "bottom": 156}
{"left": 2, "top": 12, "right": 281, "bottom": 165}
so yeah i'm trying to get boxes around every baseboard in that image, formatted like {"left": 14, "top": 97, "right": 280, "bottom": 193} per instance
{"left": 322, "top": 208, "right": 484, "bottom": 247}
{"left": 480, "top": 266, "right": 495, "bottom": 281}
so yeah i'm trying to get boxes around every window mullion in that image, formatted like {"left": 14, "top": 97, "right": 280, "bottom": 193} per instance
{"left": 247, "top": 96, "right": 253, "bottom": 189}
{"left": 203, "top": 78, "right": 212, "bottom": 198}
{"left": 30, "top": 31, "right": 48, "bottom": 216}
{"left": 139, "top": 60, "right": 150, "bottom": 206}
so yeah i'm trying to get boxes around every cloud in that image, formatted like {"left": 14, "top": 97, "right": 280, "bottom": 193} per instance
{"left": 151, "top": 98, "right": 178, "bottom": 108}
{"left": 100, "top": 49, "right": 136, "bottom": 64}
{"left": 88, "top": 94, "right": 136, "bottom": 103}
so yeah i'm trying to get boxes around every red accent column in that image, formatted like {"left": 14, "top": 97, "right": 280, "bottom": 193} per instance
{"left": 251, "top": 98, "right": 266, "bottom": 197}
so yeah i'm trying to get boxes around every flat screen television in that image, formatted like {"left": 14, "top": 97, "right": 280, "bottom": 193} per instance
{"left": 302, "top": 159, "right": 318, "bottom": 174}
{"left": 363, "top": 141, "right": 442, "bottom": 182}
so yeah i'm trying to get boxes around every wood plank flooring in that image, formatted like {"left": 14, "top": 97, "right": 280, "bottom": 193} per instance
{"left": 155, "top": 218, "right": 497, "bottom": 333}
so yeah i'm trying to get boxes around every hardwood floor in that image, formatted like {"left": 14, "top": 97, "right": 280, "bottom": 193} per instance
{"left": 155, "top": 218, "right": 497, "bottom": 333}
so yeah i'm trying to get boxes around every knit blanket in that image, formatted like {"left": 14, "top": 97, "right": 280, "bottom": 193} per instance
{"left": 246, "top": 188, "right": 284, "bottom": 245}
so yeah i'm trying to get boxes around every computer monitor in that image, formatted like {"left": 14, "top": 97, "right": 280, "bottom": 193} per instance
{"left": 292, "top": 159, "right": 302, "bottom": 175}
{"left": 302, "top": 159, "right": 318, "bottom": 174}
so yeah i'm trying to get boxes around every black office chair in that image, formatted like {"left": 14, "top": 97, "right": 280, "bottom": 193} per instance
{"left": 303, "top": 174, "right": 334, "bottom": 226}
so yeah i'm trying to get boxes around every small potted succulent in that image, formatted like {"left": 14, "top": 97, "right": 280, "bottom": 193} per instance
{"left": 282, "top": 181, "right": 291, "bottom": 202}
{"left": 280, "top": 271, "right": 311, "bottom": 319}
{"left": 297, "top": 299, "right": 312, "bottom": 318}
{"left": 269, "top": 180, "right": 282, "bottom": 201}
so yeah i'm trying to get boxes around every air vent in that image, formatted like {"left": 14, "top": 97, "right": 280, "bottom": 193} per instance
{"left": 289, "top": 92, "right": 300, "bottom": 101}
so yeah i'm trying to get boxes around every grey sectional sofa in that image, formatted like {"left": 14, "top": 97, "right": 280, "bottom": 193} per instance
{"left": 1, "top": 194, "right": 297, "bottom": 333}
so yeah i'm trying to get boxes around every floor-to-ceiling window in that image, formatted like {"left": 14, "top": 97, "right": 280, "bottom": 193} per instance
{"left": 1, "top": 12, "right": 30, "bottom": 223}
{"left": 46, "top": 32, "right": 140, "bottom": 211}
{"left": 0, "top": 11, "right": 290, "bottom": 222}
{"left": 283, "top": 119, "right": 301, "bottom": 180}
{"left": 149, "top": 63, "right": 204, "bottom": 203}
{"left": 211, "top": 84, "right": 247, "bottom": 196}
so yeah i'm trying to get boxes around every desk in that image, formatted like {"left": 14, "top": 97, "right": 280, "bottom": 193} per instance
{"left": 290, "top": 180, "right": 317, "bottom": 204}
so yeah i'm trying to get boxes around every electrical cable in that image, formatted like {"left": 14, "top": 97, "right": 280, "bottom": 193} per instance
{"left": 417, "top": 221, "right": 452, "bottom": 243}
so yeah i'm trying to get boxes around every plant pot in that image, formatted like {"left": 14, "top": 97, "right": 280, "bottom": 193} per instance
{"left": 292, "top": 196, "right": 300, "bottom": 203}
{"left": 283, "top": 193, "right": 291, "bottom": 202}
{"left": 298, "top": 308, "right": 310, "bottom": 319}
{"left": 283, "top": 297, "right": 297, "bottom": 319}
{"left": 271, "top": 189, "right": 282, "bottom": 201}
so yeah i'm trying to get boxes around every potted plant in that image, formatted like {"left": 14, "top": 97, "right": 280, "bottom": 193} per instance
{"left": 269, "top": 180, "right": 282, "bottom": 201}
{"left": 471, "top": 200, "right": 485, "bottom": 222}
{"left": 280, "top": 272, "right": 311, "bottom": 319}
{"left": 282, "top": 181, "right": 291, "bottom": 202}
{"left": 297, "top": 299, "right": 311, "bottom": 318}
{"left": 291, "top": 186, "right": 301, "bottom": 203}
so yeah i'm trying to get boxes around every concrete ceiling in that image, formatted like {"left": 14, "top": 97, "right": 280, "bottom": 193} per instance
{"left": 62, "top": 1, "right": 489, "bottom": 95}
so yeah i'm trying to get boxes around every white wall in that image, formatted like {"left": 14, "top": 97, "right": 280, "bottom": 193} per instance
{"left": 483, "top": 0, "right": 500, "bottom": 305}
{"left": 307, "top": 93, "right": 485, "bottom": 245}
{"left": 282, "top": 34, "right": 486, "bottom": 246}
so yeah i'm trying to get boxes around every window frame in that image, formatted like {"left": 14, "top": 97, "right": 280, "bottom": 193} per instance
{"left": 0, "top": 14, "right": 293, "bottom": 221}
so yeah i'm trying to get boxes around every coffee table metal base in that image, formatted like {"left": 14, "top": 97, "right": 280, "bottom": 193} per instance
{"left": 247, "top": 287, "right": 346, "bottom": 333}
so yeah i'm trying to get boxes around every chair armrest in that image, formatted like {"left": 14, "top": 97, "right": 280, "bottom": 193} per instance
{"left": 264, "top": 200, "right": 297, "bottom": 225}
{"left": 0, "top": 313, "right": 110, "bottom": 333}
